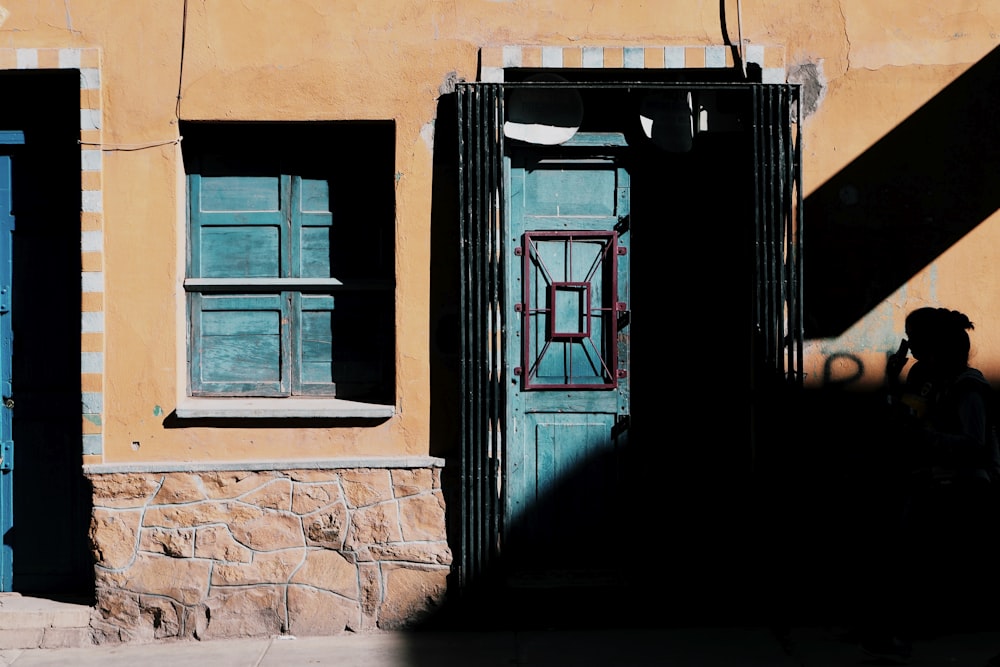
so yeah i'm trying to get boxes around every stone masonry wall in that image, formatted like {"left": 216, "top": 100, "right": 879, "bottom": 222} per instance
{"left": 86, "top": 467, "right": 452, "bottom": 644}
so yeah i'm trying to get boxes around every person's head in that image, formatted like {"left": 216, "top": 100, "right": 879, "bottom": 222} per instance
{"left": 904, "top": 307, "right": 974, "bottom": 371}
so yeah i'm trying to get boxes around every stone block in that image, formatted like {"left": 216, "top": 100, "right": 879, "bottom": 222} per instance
{"left": 212, "top": 548, "right": 304, "bottom": 585}
{"left": 119, "top": 553, "right": 211, "bottom": 605}
{"left": 90, "top": 474, "right": 159, "bottom": 508}
{"left": 39, "top": 627, "right": 94, "bottom": 649}
{"left": 140, "top": 527, "right": 195, "bottom": 558}
{"left": 391, "top": 469, "right": 432, "bottom": 498}
{"left": 397, "top": 492, "right": 448, "bottom": 541}
{"left": 90, "top": 508, "right": 141, "bottom": 569}
{"left": 143, "top": 500, "right": 265, "bottom": 530}
{"left": 287, "top": 585, "right": 361, "bottom": 636}
{"left": 291, "top": 482, "right": 342, "bottom": 514}
{"left": 197, "top": 586, "right": 285, "bottom": 640}
{"left": 152, "top": 474, "right": 208, "bottom": 504}
{"left": 378, "top": 565, "right": 448, "bottom": 630}
{"left": 201, "top": 471, "right": 283, "bottom": 500}
{"left": 194, "top": 525, "right": 253, "bottom": 562}
{"left": 239, "top": 478, "right": 293, "bottom": 510}
{"left": 342, "top": 470, "right": 393, "bottom": 507}
{"left": 303, "top": 502, "right": 349, "bottom": 549}
{"left": 228, "top": 509, "right": 304, "bottom": 550}
{"left": 0, "top": 628, "right": 43, "bottom": 650}
{"left": 347, "top": 503, "right": 402, "bottom": 548}
{"left": 290, "top": 548, "right": 358, "bottom": 597}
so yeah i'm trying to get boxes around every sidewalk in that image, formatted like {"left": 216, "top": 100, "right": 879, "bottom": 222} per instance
{"left": 2, "top": 626, "right": 1000, "bottom": 666}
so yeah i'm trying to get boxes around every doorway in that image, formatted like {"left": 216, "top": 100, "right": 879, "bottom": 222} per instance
{"left": 455, "top": 78, "right": 801, "bottom": 620}
{"left": 0, "top": 70, "right": 92, "bottom": 596}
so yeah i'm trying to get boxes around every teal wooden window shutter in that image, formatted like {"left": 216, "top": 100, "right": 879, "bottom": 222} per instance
{"left": 183, "top": 123, "right": 395, "bottom": 401}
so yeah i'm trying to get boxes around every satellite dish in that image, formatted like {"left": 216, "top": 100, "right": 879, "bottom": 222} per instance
{"left": 504, "top": 74, "right": 583, "bottom": 145}
{"left": 639, "top": 91, "right": 694, "bottom": 152}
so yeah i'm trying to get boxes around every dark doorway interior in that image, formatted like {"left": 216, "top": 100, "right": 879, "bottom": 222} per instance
{"left": 0, "top": 69, "right": 92, "bottom": 597}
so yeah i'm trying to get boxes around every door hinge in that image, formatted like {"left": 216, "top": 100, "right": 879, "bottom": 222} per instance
{"left": 0, "top": 440, "right": 12, "bottom": 471}
{"left": 0, "top": 286, "right": 9, "bottom": 314}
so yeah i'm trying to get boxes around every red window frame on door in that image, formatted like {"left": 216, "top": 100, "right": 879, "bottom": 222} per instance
{"left": 517, "top": 230, "right": 623, "bottom": 390}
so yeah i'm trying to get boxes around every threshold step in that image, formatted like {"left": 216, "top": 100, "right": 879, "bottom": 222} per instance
{"left": 0, "top": 593, "right": 94, "bottom": 649}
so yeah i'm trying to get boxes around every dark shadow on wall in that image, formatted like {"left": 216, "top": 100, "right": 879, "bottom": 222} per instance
{"left": 805, "top": 43, "right": 1000, "bottom": 338}
{"left": 428, "top": 84, "right": 462, "bottom": 465}
{"left": 409, "top": 42, "right": 1000, "bottom": 664}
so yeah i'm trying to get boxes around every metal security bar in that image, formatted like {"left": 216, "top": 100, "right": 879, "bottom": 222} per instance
{"left": 752, "top": 84, "right": 803, "bottom": 389}
{"left": 456, "top": 83, "right": 505, "bottom": 591}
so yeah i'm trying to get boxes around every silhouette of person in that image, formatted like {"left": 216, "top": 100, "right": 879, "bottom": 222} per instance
{"left": 861, "top": 307, "right": 1000, "bottom": 664}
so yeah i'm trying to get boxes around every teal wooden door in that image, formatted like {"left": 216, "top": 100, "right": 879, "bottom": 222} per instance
{"left": 505, "top": 141, "right": 630, "bottom": 580}
{"left": 0, "top": 132, "right": 21, "bottom": 592}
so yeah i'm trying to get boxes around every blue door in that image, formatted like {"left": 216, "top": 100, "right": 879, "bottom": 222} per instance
{"left": 0, "top": 131, "right": 22, "bottom": 592}
{"left": 504, "top": 137, "right": 630, "bottom": 581}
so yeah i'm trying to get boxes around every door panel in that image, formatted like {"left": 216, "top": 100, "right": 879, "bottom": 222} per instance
{"left": 0, "top": 147, "right": 16, "bottom": 591}
{"left": 504, "top": 146, "right": 629, "bottom": 580}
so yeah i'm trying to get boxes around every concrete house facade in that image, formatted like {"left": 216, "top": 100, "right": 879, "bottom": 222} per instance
{"left": 0, "top": 0, "right": 998, "bottom": 645}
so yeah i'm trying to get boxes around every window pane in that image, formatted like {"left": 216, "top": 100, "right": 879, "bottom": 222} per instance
{"left": 299, "top": 178, "right": 330, "bottom": 212}
{"left": 200, "top": 225, "right": 280, "bottom": 277}
{"left": 201, "top": 310, "right": 281, "bottom": 382}
{"left": 196, "top": 295, "right": 284, "bottom": 389}
{"left": 523, "top": 163, "right": 617, "bottom": 217}
{"left": 301, "top": 295, "right": 334, "bottom": 384}
{"left": 201, "top": 175, "right": 280, "bottom": 211}
{"left": 300, "top": 226, "right": 332, "bottom": 278}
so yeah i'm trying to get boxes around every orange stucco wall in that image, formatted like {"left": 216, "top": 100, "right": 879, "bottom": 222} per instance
{"left": 2, "top": 1, "right": 1000, "bottom": 462}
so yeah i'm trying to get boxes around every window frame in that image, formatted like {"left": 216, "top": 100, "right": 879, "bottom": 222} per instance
{"left": 181, "top": 122, "right": 396, "bottom": 409}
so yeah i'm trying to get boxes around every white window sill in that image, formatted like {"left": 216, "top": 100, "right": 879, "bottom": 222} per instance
{"left": 175, "top": 397, "right": 395, "bottom": 419}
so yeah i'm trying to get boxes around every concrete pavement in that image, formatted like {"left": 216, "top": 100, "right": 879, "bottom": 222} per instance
{"left": 2, "top": 626, "right": 1000, "bottom": 666}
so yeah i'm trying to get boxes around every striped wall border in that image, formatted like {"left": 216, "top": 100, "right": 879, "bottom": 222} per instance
{"left": 480, "top": 44, "right": 786, "bottom": 83}
{"left": 0, "top": 47, "right": 104, "bottom": 463}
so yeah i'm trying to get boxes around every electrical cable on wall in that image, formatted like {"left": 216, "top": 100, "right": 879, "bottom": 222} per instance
{"left": 738, "top": 0, "right": 747, "bottom": 79}
{"left": 80, "top": 0, "right": 190, "bottom": 153}
{"left": 176, "top": 0, "right": 189, "bottom": 119}
{"left": 79, "top": 138, "right": 182, "bottom": 152}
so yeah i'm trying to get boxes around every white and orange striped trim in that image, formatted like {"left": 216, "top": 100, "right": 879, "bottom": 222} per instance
{"left": 480, "top": 44, "right": 786, "bottom": 83}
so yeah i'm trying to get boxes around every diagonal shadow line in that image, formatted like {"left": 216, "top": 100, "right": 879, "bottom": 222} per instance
{"left": 804, "top": 43, "right": 1000, "bottom": 339}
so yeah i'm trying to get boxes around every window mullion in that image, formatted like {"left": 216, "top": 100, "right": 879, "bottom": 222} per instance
{"left": 282, "top": 174, "right": 294, "bottom": 279}
{"left": 283, "top": 290, "right": 294, "bottom": 395}
{"left": 280, "top": 174, "right": 294, "bottom": 396}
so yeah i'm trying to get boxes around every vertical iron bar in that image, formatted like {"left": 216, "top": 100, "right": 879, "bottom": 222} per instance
{"left": 751, "top": 86, "right": 763, "bottom": 349}
{"left": 793, "top": 87, "right": 804, "bottom": 386}
{"left": 764, "top": 86, "right": 778, "bottom": 373}
{"left": 490, "top": 86, "right": 505, "bottom": 574}
{"left": 456, "top": 84, "right": 472, "bottom": 590}
{"left": 773, "top": 86, "right": 786, "bottom": 382}
{"left": 472, "top": 86, "right": 486, "bottom": 585}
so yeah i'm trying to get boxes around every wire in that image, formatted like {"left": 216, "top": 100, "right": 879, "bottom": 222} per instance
{"left": 737, "top": 0, "right": 747, "bottom": 79}
{"left": 176, "top": 0, "right": 189, "bottom": 119}
{"left": 79, "top": 137, "right": 182, "bottom": 152}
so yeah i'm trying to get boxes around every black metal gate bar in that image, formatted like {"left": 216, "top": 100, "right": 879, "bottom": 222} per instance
{"left": 456, "top": 83, "right": 504, "bottom": 591}
{"left": 787, "top": 88, "right": 804, "bottom": 384}
{"left": 751, "top": 83, "right": 803, "bottom": 388}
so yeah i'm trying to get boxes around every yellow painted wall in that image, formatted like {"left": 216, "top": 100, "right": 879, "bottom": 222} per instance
{"left": 2, "top": 1, "right": 1000, "bottom": 461}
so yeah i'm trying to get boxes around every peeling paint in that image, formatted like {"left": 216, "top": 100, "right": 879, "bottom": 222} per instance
{"left": 787, "top": 60, "right": 827, "bottom": 120}
{"left": 0, "top": 6, "right": 8, "bottom": 29}
{"left": 420, "top": 120, "right": 435, "bottom": 150}
{"left": 85, "top": 414, "right": 102, "bottom": 426}
{"left": 153, "top": 405, "right": 163, "bottom": 417}
{"left": 438, "top": 70, "right": 463, "bottom": 96}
